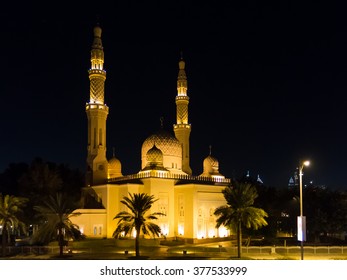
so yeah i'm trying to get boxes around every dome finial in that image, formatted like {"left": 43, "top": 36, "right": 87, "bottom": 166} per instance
{"left": 209, "top": 145, "right": 212, "bottom": 156}
{"left": 112, "top": 147, "right": 115, "bottom": 157}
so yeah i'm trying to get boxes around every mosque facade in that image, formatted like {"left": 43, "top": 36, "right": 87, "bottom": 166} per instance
{"left": 71, "top": 25, "right": 231, "bottom": 242}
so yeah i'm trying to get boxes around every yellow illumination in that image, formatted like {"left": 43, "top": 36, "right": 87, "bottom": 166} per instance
{"left": 160, "top": 224, "right": 169, "bottom": 236}
{"left": 178, "top": 224, "right": 184, "bottom": 235}
{"left": 218, "top": 226, "right": 228, "bottom": 237}
{"left": 208, "top": 228, "right": 216, "bottom": 238}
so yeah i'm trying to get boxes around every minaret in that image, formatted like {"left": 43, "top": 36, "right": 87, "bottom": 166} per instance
{"left": 174, "top": 54, "right": 192, "bottom": 175}
{"left": 85, "top": 24, "right": 109, "bottom": 186}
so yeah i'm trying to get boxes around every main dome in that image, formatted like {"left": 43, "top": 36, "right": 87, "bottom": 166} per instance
{"left": 141, "top": 129, "right": 182, "bottom": 171}
{"left": 142, "top": 129, "right": 182, "bottom": 158}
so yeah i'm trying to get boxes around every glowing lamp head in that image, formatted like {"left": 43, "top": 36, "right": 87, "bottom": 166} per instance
{"left": 303, "top": 161, "right": 310, "bottom": 167}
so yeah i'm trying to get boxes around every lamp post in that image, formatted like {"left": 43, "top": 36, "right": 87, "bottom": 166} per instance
{"left": 298, "top": 160, "right": 310, "bottom": 260}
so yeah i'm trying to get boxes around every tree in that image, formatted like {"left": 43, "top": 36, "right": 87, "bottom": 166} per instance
{"left": 113, "top": 193, "right": 165, "bottom": 257}
{"left": 0, "top": 194, "right": 28, "bottom": 256}
{"left": 214, "top": 180, "right": 268, "bottom": 258}
{"left": 33, "top": 193, "right": 82, "bottom": 257}
{"left": 12, "top": 158, "right": 85, "bottom": 228}
{"left": 0, "top": 162, "right": 29, "bottom": 196}
{"left": 303, "top": 185, "right": 347, "bottom": 243}
{"left": 18, "top": 158, "right": 63, "bottom": 200}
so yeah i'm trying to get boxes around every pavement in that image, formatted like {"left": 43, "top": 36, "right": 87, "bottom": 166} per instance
{"left": 2, "top": 240, "right": 347, "bottom": 260}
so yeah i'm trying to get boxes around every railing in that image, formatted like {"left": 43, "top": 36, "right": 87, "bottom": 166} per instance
{"left": 167, "top": 245, "right": 347, "bottom": 257}
{"left": 3, "top": 245, "right": 347, "bottom": 258}
{"left": 2, "top": 246, "right": 63, "bottom": 256}
{"left": 108, "top": 172, "right": 231, "bottom": 184}
{"left": 231, "top": 246, "right": 347, "bottom": 255}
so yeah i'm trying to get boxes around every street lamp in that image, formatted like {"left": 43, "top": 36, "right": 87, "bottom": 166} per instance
{"left": 298, "top": 160, "right": 310, "bottom": 260}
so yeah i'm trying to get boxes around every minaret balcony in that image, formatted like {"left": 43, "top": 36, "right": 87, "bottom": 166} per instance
{"left": 176, "top": 95, "right": 189, "bottom": 100}
{"left": 174, "top": 124, "right": 191, "bottom": 129}
{"left": 88, "top": 69, "right": 106, "bottom": 75}
{"left": 86, "top": 103, "right": 109, "bottom": 112}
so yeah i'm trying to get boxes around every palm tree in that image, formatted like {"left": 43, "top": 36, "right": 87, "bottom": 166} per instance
{"left": 0, "top": 194, "right": 28, "bottom": 256}
{"left": 214, "top": 180, "right": 268, "bottom": 258}
{"left": 33, "top": 192, "right": 81, "bottom": 257}
{"left": 113, "top": 193, "right": 165, "bottom": 257}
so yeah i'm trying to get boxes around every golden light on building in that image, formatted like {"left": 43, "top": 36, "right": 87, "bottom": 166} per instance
{"left": 70, "top": 25, "right": 233, "bottom": 243}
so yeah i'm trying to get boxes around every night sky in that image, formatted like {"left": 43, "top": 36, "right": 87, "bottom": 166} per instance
{"left": 1, "top": 1, "right": 347, "bottom": 189}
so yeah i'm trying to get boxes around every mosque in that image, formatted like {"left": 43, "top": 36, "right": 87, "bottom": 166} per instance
{"left": 70, "top": 25, "right": 231, "bottom": 243}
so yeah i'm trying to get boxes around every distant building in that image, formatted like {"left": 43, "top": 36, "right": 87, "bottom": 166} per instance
{"left": 239, "top": 170, "right": 264, "bottom": 185}
{"left": 256, "top": 174, "right": 264, "bottom": 184}
{"left": 288, "top": 168, "right": 299, "bottom": 187}
{"left": 70, "top": 25, "right": 231, "bottom": 242}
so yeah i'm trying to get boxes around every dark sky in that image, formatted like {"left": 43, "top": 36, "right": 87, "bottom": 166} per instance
{"left": 1, "top": 1, "right": 347, "bottom": 189}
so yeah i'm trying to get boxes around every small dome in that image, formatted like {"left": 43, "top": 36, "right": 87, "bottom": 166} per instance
{"left": 108, "top": 156, "right": 122, "bottom": 178}
{"left": 200, "top": 154, "right": 224, "bottom": 178}
{"left": 204, "top": 155, "right": 219, "bottom": 168}
{"left": 146, "top": 144, "right": 163, "bottom": 164}
{"left": 141, "top": 144, "right": 169, "bottom": 172}
{"left": 109, "top": 157, "right": 121, "bottom": 168}
{"left": 203, "top": 155, "right": 219, "bottom": 174}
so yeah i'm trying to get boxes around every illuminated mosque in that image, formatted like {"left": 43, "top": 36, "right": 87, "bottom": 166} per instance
{"left": 71, "top": 25, "right": 231, "bottom": 242}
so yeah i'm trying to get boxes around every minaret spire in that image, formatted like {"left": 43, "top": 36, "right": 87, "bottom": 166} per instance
{"left": 177, "top": 53, "right": 187, "bottom": 97}
{"left": 174, "top": 54, "right": 192, "bottom": 175}
{"left": 89, "top": 25, "right": 106, "bottom": 104}
{"left": 86, "top": 24, "right": 109, "bottom": 186}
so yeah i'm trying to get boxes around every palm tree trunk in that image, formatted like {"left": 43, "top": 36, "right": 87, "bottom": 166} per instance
{"left": 1, "top": 226, "right": 7, "bottom": 257}
{"left": 135, "top": 230, "right": 140, "bottom": 257}
{"left": 237, "top": 221, "right": 242, "bottom": 258}
{"left": 58, "top": 229, "right": 64, "bottom": 257}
